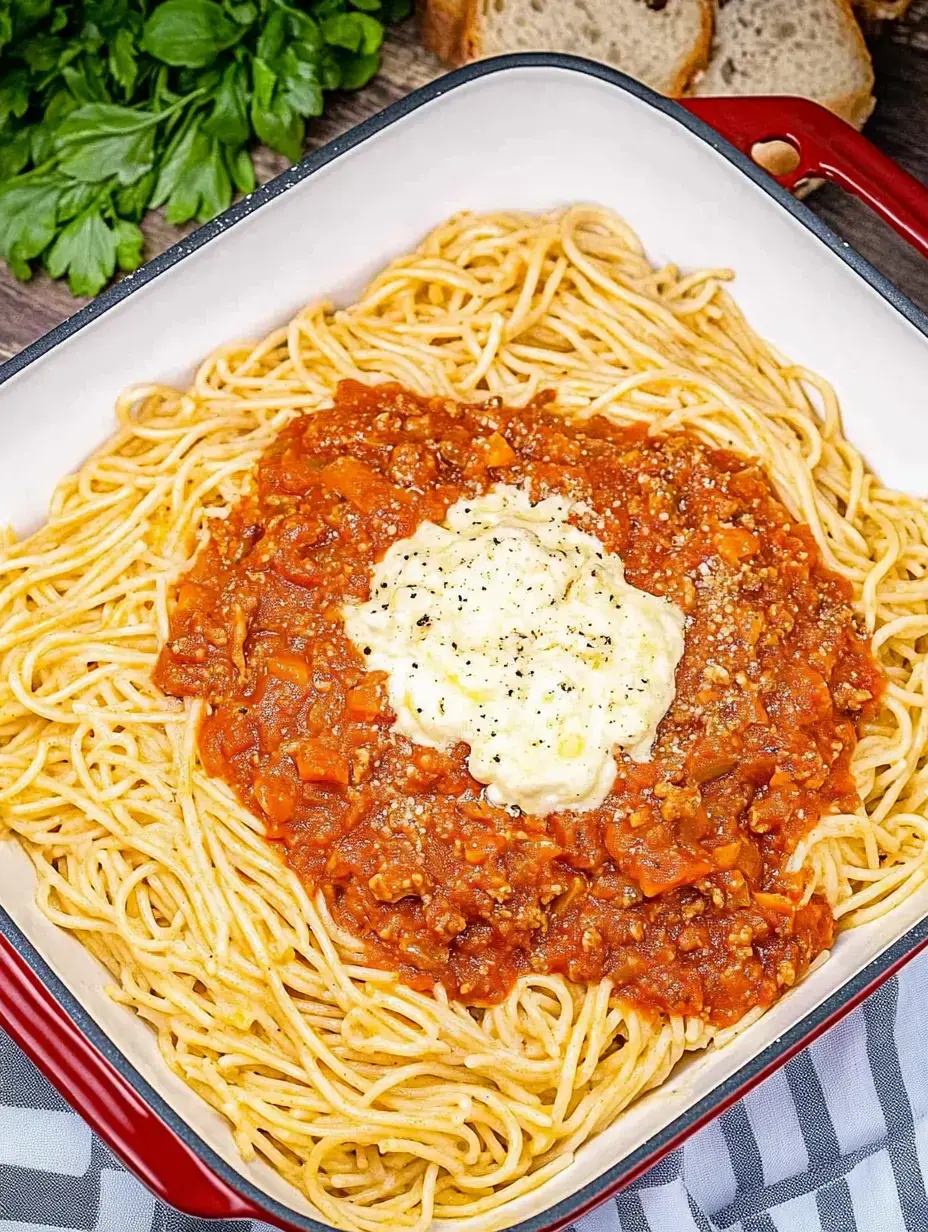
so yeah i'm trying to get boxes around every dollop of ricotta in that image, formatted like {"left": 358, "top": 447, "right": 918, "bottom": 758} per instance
{"left": 343, "top": 484, "right": 684, "bottom": 815}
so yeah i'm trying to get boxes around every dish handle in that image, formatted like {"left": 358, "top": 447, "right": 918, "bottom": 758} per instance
{"left": 0, "top": 933, "right": 291, "bottom": 1227}
{"left": 683, "top": 96, "right": 928, "bottom": 262}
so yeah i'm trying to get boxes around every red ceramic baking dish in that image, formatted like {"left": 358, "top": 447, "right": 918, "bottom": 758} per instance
{"left": 2, "top": 53, "right": 928, "bottom": 1232}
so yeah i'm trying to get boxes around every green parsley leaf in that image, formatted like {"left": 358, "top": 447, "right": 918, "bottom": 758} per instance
{"left": 29, "top": 123, "right": 54, "bottom": 163}
{"left": 0, "top": 70, "right": 33, "bottom": 131}
{"left": 0, "top": 129, "right": 31, "bottom": 181}
{"left": 113, "top": 216, "right": 143, "bottom": 270}
{"left": 339, "top": 50, "right": 380, "bottom": 91}
{"left": 318, "top": 46, "right": 343, "bottom": 91}
{"left": 0, "top": 176, "right": 63, "bottom": 279}
{"left": 83, "top": 1, "right": 131, "bottom": 33}
{"left": 204, "top": 60, "right": 250, "bottom": 146}
{"left": 61, "top": 59, "right": 112, "bottom": 104}
{"left": 255, "top": 8, "right": 286, "bottom": 62}
{"left": 173, "top": 137, "right": 230, "bottom": 222}
{"left": 109, "top": 28, "right": 140, "bottom": 97}
{"left": 227, "top": 2, "right": 258, "bottom": 24}
{"left": 55, "top": 103, "right": 158, "bottom": 185}
{"left": 254, "top": 5, "right": 324, "bottom": 119}
{"left": 278, "top": 48, "right": 323, "bottom": 117}
{"left": 250, "top": 57, "right": 302, "bottom": 162}
{"left": 44, "top": 89, "right": 80, "bottom": 127}
{"left": 225, "top": 143, "right": 255, "bottom": 195}
{"left": 45, "top": 206, "right": 117, "bottom": 296}
{"left": 142, "top": 0, "right": 243, "bottom": 68}
{"left": 150, "top": 116, "right": 231, "bottom": 223}
{"left": 14, "top": 1, "right": 55, "bottom": 23}
{"left": 149, "top": 114, "right": 197, "bottom": 203}
{"left": 322, "top": 11, "right": 383, "bottom": 56}
{"left": 350, "top": 0, "right": 383, "bottom": 11}
{"left": 22, "top": 34, "right": 61, "bottom": 74}
{"left": 115, "top": 168, "right": 156, "bottom": 221}
{"left": 56, "top": 179, "right": 101, "bottom": 221}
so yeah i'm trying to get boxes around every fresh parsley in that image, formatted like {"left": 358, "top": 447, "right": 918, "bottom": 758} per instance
{"left": 0, "top": 0, "right": 411, "bottom": 297}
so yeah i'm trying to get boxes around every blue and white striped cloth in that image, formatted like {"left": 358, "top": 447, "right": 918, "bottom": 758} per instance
{"left": 4, "top": 948, "right": 928, "bottom": 1232}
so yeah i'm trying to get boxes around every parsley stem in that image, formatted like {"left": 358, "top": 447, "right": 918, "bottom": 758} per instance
{"left": 151, "top": 86, "right": 210, "bottom": 125}
{"left": 2, "top": 159, "right": 60, "bottom": 184}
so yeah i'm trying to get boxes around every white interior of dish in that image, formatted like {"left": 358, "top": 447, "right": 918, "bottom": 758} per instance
{"left": 2, "top": 64, "right": 927, "bottom": 1231}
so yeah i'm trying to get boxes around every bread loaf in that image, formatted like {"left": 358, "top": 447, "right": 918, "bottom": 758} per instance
{"left": 421, "top": 0, "right": 713, "bottom": 96}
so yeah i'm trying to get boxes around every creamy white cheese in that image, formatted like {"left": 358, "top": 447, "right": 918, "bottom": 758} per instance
{"left": 343, "top": 484, "right": 685, "bottom": 815}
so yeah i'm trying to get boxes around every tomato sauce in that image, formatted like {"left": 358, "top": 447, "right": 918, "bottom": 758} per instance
{"left": 155, "top": 381, "right": 883, "bottom": 1025}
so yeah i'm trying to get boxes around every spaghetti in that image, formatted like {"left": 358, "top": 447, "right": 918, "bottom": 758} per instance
{"left": 2, "top": 207, "right": 928, "bottom": 1232}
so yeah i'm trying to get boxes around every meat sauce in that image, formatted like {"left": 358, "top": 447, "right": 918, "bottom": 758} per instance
{"left": 155, "top": 381, "right": 883, "bottom": 1025}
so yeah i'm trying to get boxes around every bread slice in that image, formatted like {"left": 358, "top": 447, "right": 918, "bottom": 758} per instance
{"left": 422, "top": 0, "right": 714, "bottom": 97}
{"left": 693, "top": 0, "right": 875, "bottom": 131}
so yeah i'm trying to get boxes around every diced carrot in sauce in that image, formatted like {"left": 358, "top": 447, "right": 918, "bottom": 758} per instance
{"left": 484, "top": 432, "right": 517, "bottom": 467}
{"left": 686, "top": 738, "right": 740, "bottom": 785}
{"left": 715, "top": 526, "right": 760, "bottom": 565}
{"left": 754, "top": 891, "right": 796, "bottom": 916}
{"left": 531, "top": 838, "right": 564, "bottom": 864}
{"left": 220, "top": 712, "right": 255, "bottom": 758}
{"left": 294, "top": 740, "right": 350, "bottom": 786}
{"left": 551, "top": 875, "right": 586, "bottom": 915}
{"left": 736, "top": 837, "right": 764, "bottom": 884}
{"left": 254, "top": 772, "right": 297, "bottom": 827}
{"left": 712, "top": 841, "right": 742, "bottom": 870}
{"left": 347, "top": 676, "right": 385, "bottom": 719}
{"left": 462, "top": 798, "right": 497, "bottom": 822}
{"left": 789, "top": 665, "right": 833, "bottom": 721}
{"left": 176, "top": 581, "right": 208, "bottom": 612}
{"left": 267, "top": 654, "right": 310, "bottom": 687}
{"left": 464, "top": 833, "right": 508, "bottom": 865}
{"left": 636, "top": 848, "right": 715, "bottom": 897}
{"left": 321, "top": 456, "right": 408, "bottom": 515}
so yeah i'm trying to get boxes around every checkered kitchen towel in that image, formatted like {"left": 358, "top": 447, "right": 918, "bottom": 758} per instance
{"left": 4, "top": 950, "right": 928, "bottom": 1232}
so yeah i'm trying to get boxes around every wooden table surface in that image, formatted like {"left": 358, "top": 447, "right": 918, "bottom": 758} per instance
{"left": 0, "top": 8, "right": 925, "bottom": 362}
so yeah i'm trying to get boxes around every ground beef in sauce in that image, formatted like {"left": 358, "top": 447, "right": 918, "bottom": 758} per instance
{"left": 155, "top": 381, "right": 884, "bottom": 1025}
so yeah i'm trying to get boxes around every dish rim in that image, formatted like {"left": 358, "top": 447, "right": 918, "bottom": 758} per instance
{"left": 2, "top": 50, "right": 928, "bottom": 1232}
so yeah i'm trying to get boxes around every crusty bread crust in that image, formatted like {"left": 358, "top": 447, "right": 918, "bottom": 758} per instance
{"left": 459, "top": 0, "right": 481, "bottom": 65}
{"left": 668, "top": 0, "right": 714, "bottom": 96}
{"left": 828, "top": 89, "right": 877, "bottom": 131}
{"left": 419, "top": 0, "right": 470, "bottom": 65}
{"left": 423, "top": 0, "right": 713, "bottom": 95}
{"left": 852, "top": 0, "right": 912, "bottom": 19}
{"left": 816, "top": 0, "right": 876, "bottom": 129}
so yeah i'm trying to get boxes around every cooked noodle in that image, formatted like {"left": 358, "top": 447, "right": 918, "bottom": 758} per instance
{"left": 2, "top": 207, "right": 927, "bottom": 1231}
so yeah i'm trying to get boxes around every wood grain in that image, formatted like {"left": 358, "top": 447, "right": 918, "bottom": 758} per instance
{"left": 0, "top": 12, "right": 925, "bottom": 363}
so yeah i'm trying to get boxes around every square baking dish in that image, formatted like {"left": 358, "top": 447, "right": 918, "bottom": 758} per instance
{"left": 2, "top": 53, "right": 928, "bottom": 1232}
